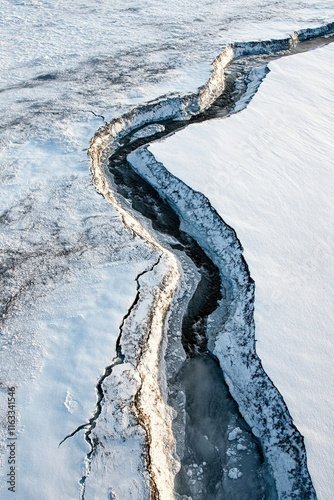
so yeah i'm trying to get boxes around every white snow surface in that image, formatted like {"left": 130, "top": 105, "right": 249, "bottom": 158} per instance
{"left": 149, "top": 44, "right": 334, "bottom": 500}
{"left": 0, "top": 170, "right": 159, "bottom": 498}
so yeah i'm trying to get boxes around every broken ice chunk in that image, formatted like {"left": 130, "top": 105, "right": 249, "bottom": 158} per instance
{"left": 228, "top": 427, "right": 242, "bottom": 441}
{"left": 130, "top": 123, "right": 165, "bottom": 142}
{"left": 228, "top": 467, "right": 243, "bottom": 480}
{"left": 237, "top": 443, "right": 247, "bottom": 451}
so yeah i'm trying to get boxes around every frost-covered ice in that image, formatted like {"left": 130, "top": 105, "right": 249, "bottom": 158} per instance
{"left": 228, "top": 427, "right": 243, "bottom": 441}
{"left": 149, "top": 43, "right": 334, "bottom": 500}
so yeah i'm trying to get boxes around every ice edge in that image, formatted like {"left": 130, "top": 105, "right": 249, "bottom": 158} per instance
{"left": 88, "top": 23, "right": 334, "bottom": 499}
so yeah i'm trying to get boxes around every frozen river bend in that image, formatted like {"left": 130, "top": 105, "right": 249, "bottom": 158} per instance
{"left": 1, "top": 1, "right": 334, "bottom": 498}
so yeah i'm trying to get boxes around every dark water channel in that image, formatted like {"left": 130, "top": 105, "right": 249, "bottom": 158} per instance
{"left": 102, "top": 31, "right": 334, "bottom": 499}
{"left": 109, "top": 150, "right": 276, "bottom": 499}
{"left": 107, "top": 87, "right": 278, "bottom": 499}
{"left": 105, "top": 38, "right": 334, "bottom": 495}
{"left": 174, "top": 354, "right": 275, "bottom": 499}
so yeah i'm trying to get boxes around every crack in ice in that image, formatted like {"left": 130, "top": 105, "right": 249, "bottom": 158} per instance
{"left": 57, "top": 254, "right": 163, "bottom": 497}
{"left": 81, "top": 22, "right": 334, "bottom": 499}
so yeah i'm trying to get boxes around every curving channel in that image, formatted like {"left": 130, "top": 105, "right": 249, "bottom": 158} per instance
{"left": 88, "top": 24, "right": 334, "bottom": 500}
{"left": 108, "top": 115, "right": 275, "bottom": 498}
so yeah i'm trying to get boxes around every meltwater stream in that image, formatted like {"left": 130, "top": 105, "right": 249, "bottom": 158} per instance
{"left": 106, "top": 82, "right": 278, "bottom": 498}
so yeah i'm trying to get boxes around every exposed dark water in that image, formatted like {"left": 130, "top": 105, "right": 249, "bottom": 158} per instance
{"left": 107, "top": 69, "right": 278, "bottom": 497}
{"left": 173, "top": 354, "right": 274, "bottom": 499}
{"left": 110, "top": 156, "right": 222, "bottom": 355}
{"left": 105, "top": 32, "right": 334, "bottom": 496}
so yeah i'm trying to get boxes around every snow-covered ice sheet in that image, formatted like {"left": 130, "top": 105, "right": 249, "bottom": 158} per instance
{"left": 2, "top": 0, "right": 334, "bottom": 497}
{"left": 0, "top": 170, "right": 159, "bottom": 498}
{"left": 7, "top": 264, "right": 149, "bottom": 500}
{"left": 149, "top": 43, "right": 334, "bottom": 500}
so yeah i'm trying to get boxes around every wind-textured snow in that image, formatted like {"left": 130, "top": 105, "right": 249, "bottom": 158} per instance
{"left": 0, "top": 170, "right": 160, "bottom": 498}
{"left": 149, "top": 43, "right": 334, "bottom": 500}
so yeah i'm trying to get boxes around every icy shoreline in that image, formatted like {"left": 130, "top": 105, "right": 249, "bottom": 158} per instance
{"left": 128, "top": 148, "right": 313, "bottom": 499}
{"left": 149, "top": 42, "right": 334, "bottom": 500}
{"left": 87, "top": 25, "right": 334, "bottom": 498}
